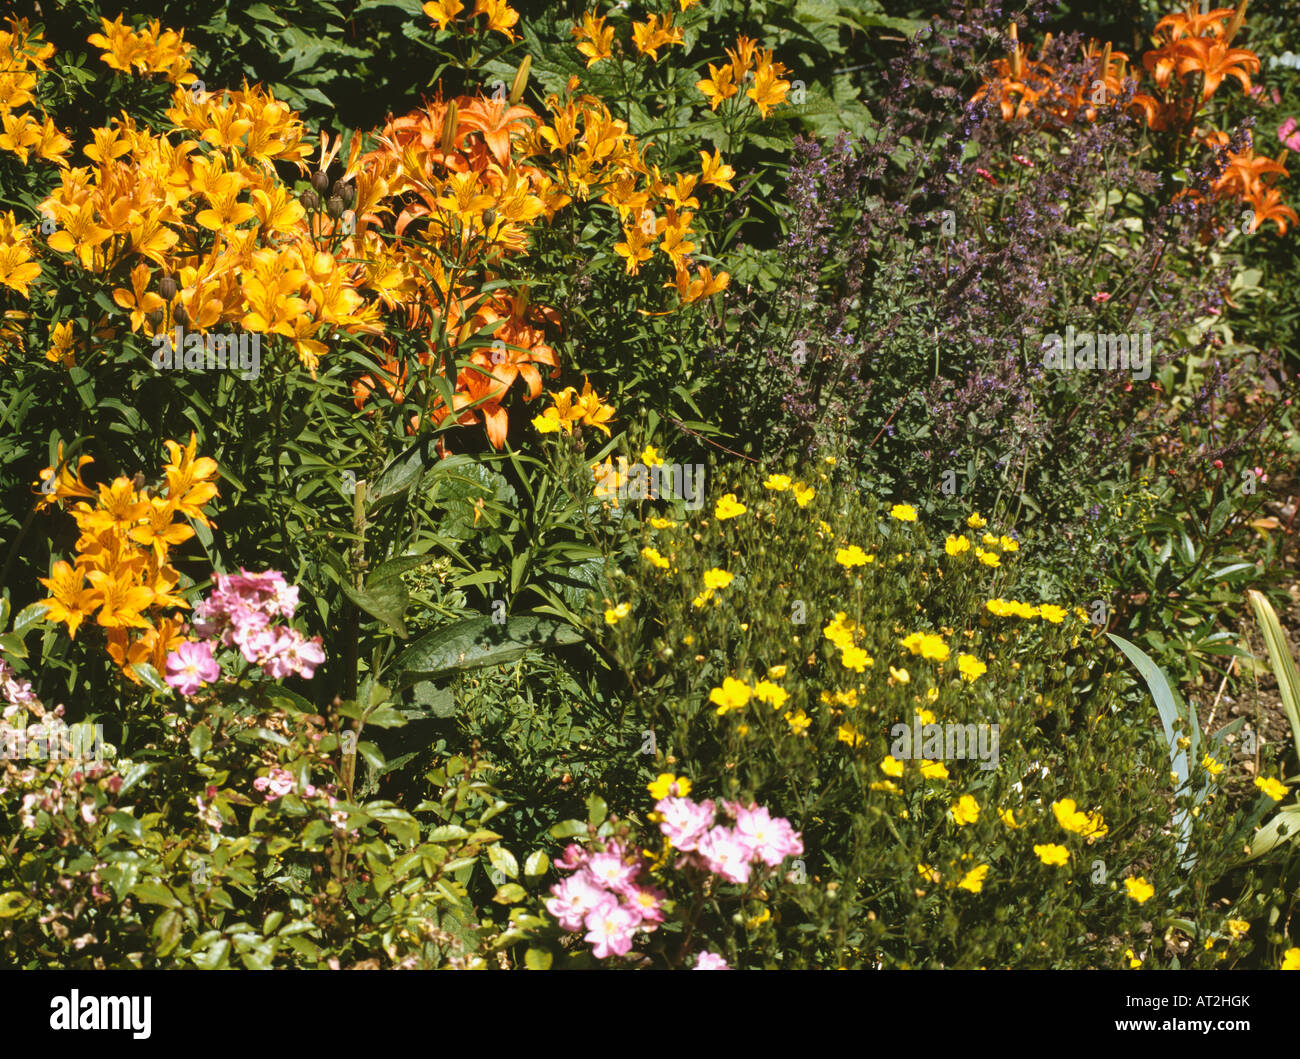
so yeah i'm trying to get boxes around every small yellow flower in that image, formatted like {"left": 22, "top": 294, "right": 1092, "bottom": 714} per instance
{"left": 926, "top": 687, "right": 939, "bottom": 702}
{"left": 641, "top": 546, "right": 670, "bottom": 569}
{"left": 1283, "top": 947, "right": 1300, "bottom": 970}
{"left": 982, "top": 533, "right": 998, "bottom": 547}
{"left": 880, "top": 755, "right": 904, "bottom": 778}
{"left": 762, "top": 473, "right": 791, "bottom": 491}
{"left": 647, "top": 773, "right": 691, "bottom": 800}
{"left": 1255, "top": 776, "right": 1291, "bottom": 801}
{"left": 792, "top": 482, "right": 815, "bottom": 507}
{"left": 641, "top": 445, "right": 665, "bottom": 466}
{"left": 702, "top": 567, "right": 734, "bottom": 590}
{"left": 871, "top": 779, "right": 901, "bottom": 793}
{"left": 714, "top": 493, "right": 748, "bottom": 519}
{"left": 975, "top": 548, "right": 1001, "bottom": 568}
{"left": 998, "top": 808, "right": 1022, "bottom": 829}
{"left": 784, "top": 709, "right": 811, "bottom": 736}
{"left": 1124, "top": 876, "right": 1155, "bottom": 904}
{"left": 1034, "top": 843, "right": 1069, "bottom": 865}
{"left": 950, "top": 794, "right": 980, "bottom": 826}
{"left": 957, "top": 865, "right": 989, "bottom": 893}
{"left": 604, "top": 602, "right": 632, "bottom": 624}
{"left": 900, "top": 632, "right": 949, "bottom": 662}
{"left": 648, "top": 516, "right": 677, "bottom": 529}
{"left": 823, "top": 455, "right": 837, "bottom": 466}
{"left": 752, "top": 680, "right": 789, "bottom": 709}
{"left": 1226, "top": 919, "right": 1250, "bottom": 940}
{"left": 837, "top": 722, "right": 865, "bottom": 747}
{"left": 840, "top": 645, "right": 873, "bottom": 672}
{"left": 917, "top": 863, "right": 941, "bottom": 884}
{"left": 889, "top": 666, "right": 910, "bottom": 684}
{"left": 919, "top": 759, "right": 949, "bottom": 780}
{"left": 709, "top": 677, "right": 751, "bottom": 715}
{"left": 967, "top": 512, "right": 987, "bottom": 529}
{"left": 999, "top": 535, "right": 1019, "bottom": 552}
{"left": 957, "top": 653, "right": 987, "bottom": 682}
{"left": 835, "top": 545, "right": 873, "bottom": 568}
{"left": 915, "top": 708, "right": 936, "bottom": 725}
{"left": 945, "top": 534, "right": 970, "bottom": 556}
{"left": 1125, "top": 948, "right": 1142, "bottom": 969}
{"left": 1038, "top": 604, "right": 1067, "bottom": 623}
{"left": 1202, "top": 754, "right": 1225, "bottom": 778}
{"left": 890, "top": 503, "right": 918, "bottom": 522}
{"left": 767, "top": 664, "right": 787, "bottom": 679}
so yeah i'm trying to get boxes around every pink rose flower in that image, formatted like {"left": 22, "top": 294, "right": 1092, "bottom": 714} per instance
{"left": 656, "top": 795, "right": 715, "bottom": 852}
{"left": 694, "top": 950, "right": 731, "bottom": 970}
{"left": 164, "top": 640, "right": 220, "bottom": 696}
{"left": 697, "top": 825, "right": 753, "bottom": 884}
{"left": 733, "top": 804, "right": 805, "bottom": 867}
{"left": 546, "top": 875, "right": 613, "bottom": 932}
{"left": 583, "top": 902, "right": 640, "bottom": 959}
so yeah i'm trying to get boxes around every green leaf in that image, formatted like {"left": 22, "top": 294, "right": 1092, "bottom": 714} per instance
{"left": 487, "top": 845, "right": 518, "bottom": 880}
{"left": 1247, "top": 804, "right": 1300, "bottom": 860}
{"left": 587, "top": 795, "right": 607, "bottom": 827}
{"left": 341, "top": 581, "right": 409, "bottom": 638}
{"left": 393, "top": 614, "right": 582, "bottom": 685}
{"left": 152, "top": 910, "right": 184, "bottom": 957}
{"left": 524, "top": 946, "right": 553, "bottom": 970}
{"left": 189, "top": 723, "right": 212, "bottom": 759}
{"left": 1246, "top": 590, "right": 1300, "bottom": 765}
{"left": 130, "top": 882, "right": 181, "bottom": 909}
{"left": 524, "top": 850, "right": 549, "bottom": 877}
{"left": 548, "top": 818, "right": 587, "bottom": 840}
{"left": 492, "top": 882, "right": 527, "bottom": 904}
{"left": 11, "top": 603, "right": 48, "bottom": 637}
{"left": 134, "top": 663, "right": 170, "bottom": 695}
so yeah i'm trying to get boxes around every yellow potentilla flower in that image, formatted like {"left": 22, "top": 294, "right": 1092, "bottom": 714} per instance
{"left": 1034, "top": 843, "right": 1069, "bottom": 865}
{"left": 1124, "top": 876, "right": 1155, "bottom": 904}
{"left": 871, "top": 779, "right": 901, "bottom": 793}
{"left": 767, "top": 664, "right": 787, "bottom": 679}
{"left": 917, "top": 863, "right": 941, "bottom": 884}
{"left": 714, "top": 493, "right": 747, "bottom": 519}
{"left": 881, "top": 755, "right": 904, "bottom": 778}
{"left": 648, "top": 517, "right": 677, "bottom": 529}
{"left": 641, "top": 546, "right": 670, "bottom": 570}
{"left": 919, "top": 759, "right": 949, "bottom": 780}
{"left": 985, "top": 598, "right": 1013, "bottom": 617}
{"left": 762, "top": 473, "right": 792, "bottom": 491}
{"left": 915, "top": 708, "right": 936, "bottom": 725}
{"left": 1011, "top": 600, "right": 1039, "bottom": 619}
{"left": 926, "top": 687, "right": 939, "bottom": 702}
{"left": 1282, "top": 947, "right": 1300, "bottom": 970}
{"left": 890, "top": 503, "right": 918, "bottom": 522}
{"left": 833, "top": 688, "right": 859, "bottom": 708}
{"left": 840, "top": 645, "right": 873, "bottom": 672}
{"left": 604, "top": 602, "right": 632, "bottom": 624}
{"left": 998, "top": 808, "right": 1022, "bottom": 829}
{"left": 1227, "top": 919, "right": 1250, "bottom": 940}
{"left": 967, "top": 512, "right": 987, "bottom": 528}
{"left": 889, "top": 665, "right": 910, "bottom": 684}
{"left": 752, "top": 680, "right": 789, "bottom": 709}
{"left": 835, "top": 545, "right": 873, "bottom": 568}
{"left": 837, "top": 722, "right": 864, "bottom": 747}
{"left": 647, "top": 773, "right": 691, "bottom": 800}
{"left": 1052, "top": 798, "right": 1108, "bottom": 841}
{"left": 784, "top": 709, "right": 810, "bottom": 736}
{"left": 1255, "top": 776, "right": 1290, "bottom": 801}
{"left": 709, "top": 677, "right": 751, "bottom": 715}
{"left": 1038, "top": 604, "right": 1067, "bottom": 623}
{"left": 822, "top": 612, "right": 857, "bottom": 650}
{"left": 951, "top": 794, "right": 980, "bottom": 826}
{"left": 982, "top": 533, "right": 998, "bottom": 546}
{"left": 1202, "top": 754, "right": 1225, "bottom": 778}
{"left": 957, "top": 653, "right": 987, "bottom": 682}
{"left": 1125, "top": 948, "right": 1143, "bottom": 969}
{"left": 641, "top": 445, "right": 665, "bottom": 466}
{"left": 900, "top": 631, "right": 949, "bottom": 662}
{"left": 957, "top": 865, "right": 989, "bottom": 893}
{"left": 945, "top": 534, "right": 970, "bottom": 556}
{"left": 793, "top": 482, "right": 815, "bottom": 507}
{"left": 702, "top": 567, "right": 734, "bottom": 590}
{"left": 999, "top": 535, "right": 1019, "bottom": 552}
{"left": 975, "top": 548, "right": 1000, "bottom": 568}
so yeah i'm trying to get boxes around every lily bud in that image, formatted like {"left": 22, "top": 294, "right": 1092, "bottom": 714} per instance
{"left": 326, "top": 195, "right": 345, "bottom": 219}
{"left": 300, "top": 188, "right": 320, "bottom": 211}
{"left": 509, "top": 55, "right": 531, "bottom": 104}
{"left": 311, "top": 170, "right": 330, "bottom": 194}
{"left": 332, "top": 179, "right": 355, "bottom": 206}
{"left": 157, "top": 274, "right": 178, "bottom": 300}
{"left": 440, "top": 100, "right": 459, "bottom": 154}
{"left": 481, "top": 208, "right": 496, "bottom": 229}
